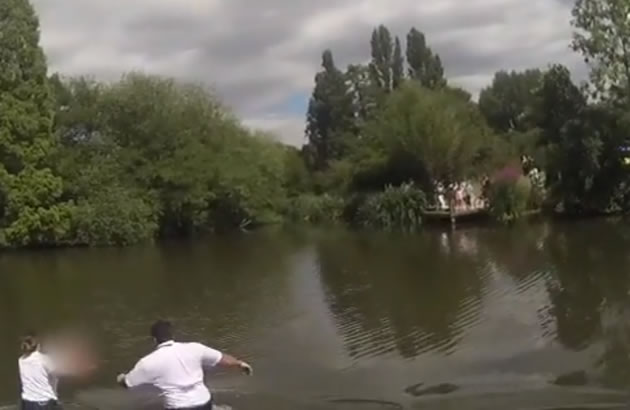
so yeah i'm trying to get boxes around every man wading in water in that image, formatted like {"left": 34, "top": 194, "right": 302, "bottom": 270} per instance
{"left": 117, "top": 320, "right": 253, "bottom": 410}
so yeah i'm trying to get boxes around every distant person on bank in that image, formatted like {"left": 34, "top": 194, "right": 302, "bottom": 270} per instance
{"left": 116, "top": 320, "right": 253, "bottom": 410}
{"left": 18, "top": 331, "right": 96, "bottom": 410}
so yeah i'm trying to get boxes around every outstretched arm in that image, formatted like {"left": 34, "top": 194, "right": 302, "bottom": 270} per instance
{"left": 199, "top": 344, "right": 252, "bottom": 375}
{"left": 217, "top": 353, "right": 253, "bottom": 375}
{"left": 117, "top": 359, "right": 152, "bottom": 389}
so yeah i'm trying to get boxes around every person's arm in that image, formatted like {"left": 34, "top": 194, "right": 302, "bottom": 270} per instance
{"left": 218, "top": 353, "right": 253, "bottom": 375}
{"left": 117, "top": 359, "right": 153, "bottom": 389}
{"left": 198, "top": 344, "right": 252, "bottom": 375}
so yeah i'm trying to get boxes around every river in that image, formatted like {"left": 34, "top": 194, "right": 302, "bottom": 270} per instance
{"left": 2, "top": 220, "right": 630, "bottom": 410}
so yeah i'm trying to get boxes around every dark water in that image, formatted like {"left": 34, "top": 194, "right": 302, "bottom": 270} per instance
{"left": 2, "top": 220, "right": 630, "bottom": 410}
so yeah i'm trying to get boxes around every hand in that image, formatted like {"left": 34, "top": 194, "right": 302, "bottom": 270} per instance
{"left": 116, "top": 373, "right": 126, "bottom": 385}
{"left": 239, "top": 361, "right": 253, "bottom": 376}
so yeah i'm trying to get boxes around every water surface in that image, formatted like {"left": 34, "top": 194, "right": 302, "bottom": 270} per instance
{"left": 2, "top": 221, "right": 630, "bottom": 409}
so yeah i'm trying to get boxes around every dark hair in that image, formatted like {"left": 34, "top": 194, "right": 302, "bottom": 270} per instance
{"left": 150, "top": 320, "right": 173, "bottom": 344}
{"left": 20, "top": 331, "right": 38, "bottom": 356}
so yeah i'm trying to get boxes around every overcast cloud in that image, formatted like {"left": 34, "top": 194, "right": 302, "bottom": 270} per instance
{"left": 31, "top": 0, "right": 585, "bottom": 146}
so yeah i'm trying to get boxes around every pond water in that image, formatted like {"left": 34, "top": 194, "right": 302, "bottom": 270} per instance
{"left": 2, "top": 220, "right": 630, "bottom": 410}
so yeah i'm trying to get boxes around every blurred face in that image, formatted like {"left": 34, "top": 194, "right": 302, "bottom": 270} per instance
{"left": 45, "top": 329, "right": 99, "bottom": 378}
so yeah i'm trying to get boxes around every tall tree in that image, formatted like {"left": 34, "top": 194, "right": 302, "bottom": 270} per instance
{"left": 571, "top": 0, "right": 630, "bottom": 105}
{"left": 370, "top": 82, "right": 495, "bottom": 192}
{"left": 345, "top": 64, "right": 380, "bottom": 126}
{"left": 405, "top": 28, "right": 446, "bottom": 89}
{"left": 0, "top": 0, "right": 72, "bottom": 246}
{"left": 392, "top": 37, "right": 405, "bottom": 89}
{"left": 305, "top": 50, "right": 354, "bottom": 170}
{"left": 538, "top": 65, "right": 627, "bottom": 214}
{"left": 478, "top": 69, "right": 543, "bottom": 133}
{"left": 536, "top": 65, "right": 587, "bottom": 139}
{"left": 369, "top": 25, "right": 395, "bottom": 91}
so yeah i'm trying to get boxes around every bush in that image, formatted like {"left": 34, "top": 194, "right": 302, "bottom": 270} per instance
{"left": 488, "top": 174, "right": 532, "bottom": 223}
{"left": 287, "top": 193, "right": 345, "bottom": 224}
{"left": 354, "top": 183, "right": 427, "bottom": 232}
{"left": 67, "top": 187, "right": 158, "bottom": 246}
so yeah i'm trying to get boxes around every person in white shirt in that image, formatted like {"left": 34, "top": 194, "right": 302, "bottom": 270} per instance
{"left": 18, "top": 331, "right": 95, "bottom": 410}
{"left": 116, "top": 320, "right": 253, "bottom": 410}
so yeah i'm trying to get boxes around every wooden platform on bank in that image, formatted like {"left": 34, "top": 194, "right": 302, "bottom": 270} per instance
{"left": 422, "top": 208, "right": 489, "bottom": 224}
{"left": 422, "top": 208, "right": 542, "bottom": 225}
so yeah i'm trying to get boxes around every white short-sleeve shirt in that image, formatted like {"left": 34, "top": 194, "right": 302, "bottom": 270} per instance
{"left": 18, "top": 351, "right": 59, "bottom": 402}
{"left": 124, "top": 341, "right": 223, "bottom": 409}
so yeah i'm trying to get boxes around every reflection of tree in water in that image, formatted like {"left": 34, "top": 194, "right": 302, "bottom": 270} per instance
{"left": 316, "top": 230, "right": 485, "bottom": 360}
{"left": 471, "top": 223, "right": 551, "bottom": 281}
{"left": 540, "top": 221, "right": 630, "bottom": 387}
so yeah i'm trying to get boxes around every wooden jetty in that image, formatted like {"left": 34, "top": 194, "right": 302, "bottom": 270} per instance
{"left": 423, "top": 208, "right": 489, "bottom": 225}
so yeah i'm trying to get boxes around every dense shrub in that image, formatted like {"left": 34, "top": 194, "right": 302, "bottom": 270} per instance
{"left": 67, "top": 187, "right": 158, "bottom": 246}
{"left": 488, "top": 165, "right": 532, "bottom": 223}
{"left": 287, "top": 193, "right": 345, "bottom": 224}
{"left": 354, "top": 183, "right": 427, "bottom": 232}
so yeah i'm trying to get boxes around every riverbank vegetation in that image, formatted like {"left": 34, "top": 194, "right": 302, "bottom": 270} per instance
{"left": 1, "top": 0, "right": 629, "bottom": 247}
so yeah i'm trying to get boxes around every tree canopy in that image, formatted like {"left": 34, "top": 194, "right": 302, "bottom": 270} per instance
{"left": 2, "top": 0, "right": 630, "bottom": 247}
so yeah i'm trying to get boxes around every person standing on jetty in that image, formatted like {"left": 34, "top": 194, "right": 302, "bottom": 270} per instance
{"left": 117, "top": 320, "right": 253, "bottom": 410}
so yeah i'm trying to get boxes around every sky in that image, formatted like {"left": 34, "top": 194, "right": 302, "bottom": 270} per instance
{"left": 31, "top": 0, "right": 586, "bottom": 147}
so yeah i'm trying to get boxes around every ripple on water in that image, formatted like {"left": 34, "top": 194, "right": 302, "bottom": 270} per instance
{"left": 407, "top": 386, "right": 630, "bottom": 410}
{"left": 326, "top": 398, "right": 403, "bottom": 409}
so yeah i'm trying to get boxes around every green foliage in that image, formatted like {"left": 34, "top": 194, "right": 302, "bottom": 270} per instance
{"left": 287, "top": 193, "right": 345, "bottom": 224}
{"left": 0, "top": 0, "right": 73, "bottom": 247}
{"left": 392, "top": 37, "right": 405, "bottom": 90}
{"left": 5, "top": 4, "right": 630, "bottom": 248}
{"left": 545, "top": 105, "right": 628, "bottom": 214}
{"left": 478, "top": 69, "right": 543, "bottom": 133}
{"left": 68, "top": 187, "right": 158, "bottom": 247}
{"left": 207, "top": 132, "right": 288, "bottom": 230}
{"left": 488, "top": 174, "right": 532, "bottom": 223}
{"left": 535, "top": 65, "right": 629, "bottom": 215}
{"left": 283, "top": 146, "right": 311, "bottom": 196}
{"left": 345, "top": 64, "right": 382, "bottom": 125}
{"left": 45, "top": 72, "right": 290, "bottom": 243}
{"left": 406, "top": 28, "right": 446, "bottom": 89}
{"left": 571, "top": 0, "right": 630, "bottom": 104}
{"left": 354, "top": 183, "right": 427, "bottom": 232}
{"left": 369, "top": 25, "right": 405, "bottom": 92}
{"left": 536, "top": 65, "right": 587, "bottom": 138}
{"left": 368, "top": 82, "right": 497, "bottom": 189}
{"left": 304, "top": 50, "right": 356, "bottom": 170}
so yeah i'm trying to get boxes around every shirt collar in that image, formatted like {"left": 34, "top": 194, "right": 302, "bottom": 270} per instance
{"left": 156, "top": 340, "right": 175, "bottom": 349}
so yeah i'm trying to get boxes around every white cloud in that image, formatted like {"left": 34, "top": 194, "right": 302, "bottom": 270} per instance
{"left": 31, "top": 0, "right": 584, "bottom": 146}
{"left": 244, "top": 115, "right": 306, "bottom": 147}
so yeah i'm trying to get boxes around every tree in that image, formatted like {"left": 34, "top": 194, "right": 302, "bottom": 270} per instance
{"left": 345, "top": 64, "right": 382, "bottom": 127}
{"left": 305, "top": 50, "right": 355, "bottom": 169}
{"left": 571, "top": 0, "right": 630, "bottom": 104}
{"left": 405, "top": 28, "right": 446, "bottom": 89}
{"left": 99, "top": 73, "right": 289, "bottom": 233}
{"left": 0, "top": 0, "right": 73, "bottom": 246}
{"left": 537, "top": 65, "right": 587, "bottom": 140}
{"left": 392, "top": 37, "right": 405, "bottom": 89}
{"left": 478, "top": 69, "right": 543, "bottom": 133}
{"left": 49, "top": 75, "right": 105, "bottom": 145}
{"left": 369, "top": 25, "right": 394, "bottom": 91}
{"left": 538, "top": 66, "right": 627, "bottom": 214}
{"left": 368, "top": 82, "right": 496, "bottom": 194}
